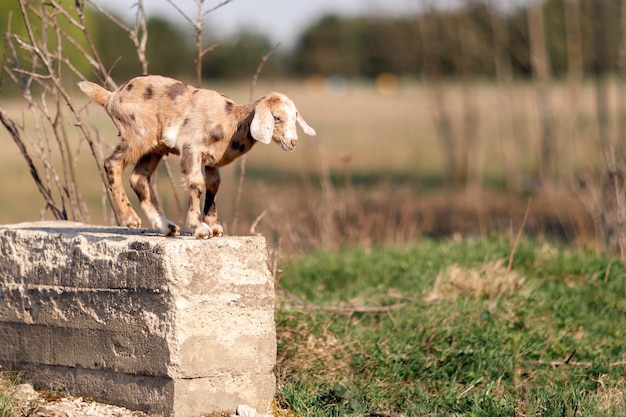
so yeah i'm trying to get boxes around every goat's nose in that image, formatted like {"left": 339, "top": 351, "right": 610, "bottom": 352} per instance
{"left": 290, "top": 139, "right": 298, "bottom": 148}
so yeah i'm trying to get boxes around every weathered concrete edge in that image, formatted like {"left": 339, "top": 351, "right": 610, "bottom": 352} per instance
{"left": 14, "top": 363, "right": 275, "bottom": 416}
{"left": 0, "top": 221, "right": 278, "bottom": 416}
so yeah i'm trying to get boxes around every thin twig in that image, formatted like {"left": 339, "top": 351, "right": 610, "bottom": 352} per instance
{"left": 508, "top": 198, "right": 532, "bottom": 271}
{"left": 202, "top": 0, "right": 235, "bottom": 17}
{"left": 524, "top": 350, "right": 592, "bottom": 368}
{"left": 249, "top": 42, "right": 281, "bottom": 102}
{"left": 232, "top": 43, "right": 281, "bottom": 233}
{"left": 249, "top": 210, "right": 267, "bottom": 235}
{"left": 285, "top": 303, "right": 409, "bottom": 315}
{"left": 0, "top": 108, "right": 66, "bottom": 220}
{"left": 162, "top": 156, "right": 184, "bottom": 216}
{"left": 165, "top": 0, "right": 234, "bottom": 87}
{"left": 525, "top": 359, "right": 592, "bottom": 368}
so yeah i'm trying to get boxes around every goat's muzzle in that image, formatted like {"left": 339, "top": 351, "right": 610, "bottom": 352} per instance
{"left": 280, "top": 139, "right": 297, "bottom": 151}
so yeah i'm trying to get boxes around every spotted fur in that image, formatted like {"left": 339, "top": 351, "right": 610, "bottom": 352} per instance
{"left": 78, "top": 75, "right": 316, "bottom": 238}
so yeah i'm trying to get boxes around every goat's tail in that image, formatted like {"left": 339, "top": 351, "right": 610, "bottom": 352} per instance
{"left": 78, "top": 81, "right": 111, "bottom": 107}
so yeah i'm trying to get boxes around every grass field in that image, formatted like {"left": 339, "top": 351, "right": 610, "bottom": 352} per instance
{"left": 1, "top": 237, "right": 623, "bottom": 417}
{"left": 275, "top": 237, "right": 626, "bottom": 416}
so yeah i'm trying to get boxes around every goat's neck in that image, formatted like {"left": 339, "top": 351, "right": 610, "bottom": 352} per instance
{"left": 217, "top": 103, "right": 258, "bottom": 166}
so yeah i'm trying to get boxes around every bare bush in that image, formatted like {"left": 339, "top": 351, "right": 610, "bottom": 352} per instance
{"left": 1, "top": 0, "right": 112, "bottom": 222}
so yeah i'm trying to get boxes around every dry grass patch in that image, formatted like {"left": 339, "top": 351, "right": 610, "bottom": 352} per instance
{"left": 423, "top": 259, "right": 526, "bottom": 304}
{"left": 276, "top": 319, "right": 351, "bottom": 387}
{"left": 596, "top": 376, "right": 626, "bottom": 413}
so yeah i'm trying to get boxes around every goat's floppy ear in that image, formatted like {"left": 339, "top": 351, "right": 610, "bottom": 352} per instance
{"left": 250, "top": 99, "right": 274, "bottom": 144}
{"left": 297, "top": 113, "right": 316, "bottom": 136}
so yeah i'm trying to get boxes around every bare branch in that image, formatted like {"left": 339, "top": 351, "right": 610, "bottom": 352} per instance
{"left": 202, "top": 0, "right": 236, "bottom": 18}
{"left": 283, "top": 302, "right": 409, "bottom": 315}
{"left": 0, "top": 107, "right": 66, "bottom": 220}
{"left": 136, "top": 1, "right": 149, "bottom": 74}
{"left": 201, "top": 42, "right": 220, "bottom": 57}
{"left": 232, "top": 43, "right": 281, "bottom": 233}
{"left": 249, "top": 42, "right": 281, "bottom": 101}
{"left": 163, "top": 0, "right": 196, "bottom": 26}
{"left": 524, "top": 350, "right": 592, "bottom": 368}
{"left": 164, "top": 0, "right": 235, "bottom": 86}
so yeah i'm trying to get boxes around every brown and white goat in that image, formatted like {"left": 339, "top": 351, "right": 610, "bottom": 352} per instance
{"left": 79, "top": 75, "right": 316, "bottom": 238}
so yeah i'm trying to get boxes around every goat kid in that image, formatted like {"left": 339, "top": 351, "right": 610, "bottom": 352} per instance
{"left": 79, "top": 75, "right": 316, "bottom": 238}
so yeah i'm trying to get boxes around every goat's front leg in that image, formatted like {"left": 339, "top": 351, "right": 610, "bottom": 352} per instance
{"left": 129, "top": 153, "right": 180, "bottom": 236}
{"left": 203, "top": 166, "right": 223, "bottom": 237}
{"left": 104, "top": 145, "right": 141, "bottom": 229}
{"left": 181, "top": 146, "right": 213, "bottom": 238}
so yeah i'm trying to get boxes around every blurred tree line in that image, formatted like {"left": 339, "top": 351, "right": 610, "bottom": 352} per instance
{"left": 2, "top": 0, "right": 623, "bottom": 82}
{"left": 293, "top": 0, "right": 624, "bottom": 79}
{"left": 92, "top": 0, "right": 626, "bottom": 80}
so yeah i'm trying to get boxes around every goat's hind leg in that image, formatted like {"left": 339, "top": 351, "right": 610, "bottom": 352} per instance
{"left": 129, "top": 152, "right": 180, "bottom": 236}
{"left": 104, "top": 145, "right": 142, "bottom": 229}
{"left": 203, "top": 166, "right": 223, "bottom": 237}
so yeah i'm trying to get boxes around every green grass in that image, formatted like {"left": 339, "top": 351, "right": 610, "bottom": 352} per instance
{"left": 0, "top": 372, "right": 20, "bottom": 417}
{"left": 275, "top": 238, "right": 626, "bottom": 416}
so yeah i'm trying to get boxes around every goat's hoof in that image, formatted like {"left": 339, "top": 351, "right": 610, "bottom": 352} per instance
{"left": 211, "top": 224, "right": 224, "bottom": 237}
{"left": 165, "top": 223, "right": 180, "bottom": 237}
{"left": 193, "top": 223, "right": 212, "bottom": 239}
{"left": 123, "top": 215, "right": 142, "bottom": 229}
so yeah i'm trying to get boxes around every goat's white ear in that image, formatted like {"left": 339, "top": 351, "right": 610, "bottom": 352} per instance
{"left": 297, "top": 113, "right": 316, "bottom": 136}
{"left": 250, "top": 100, "right": 274, "bottom": 144}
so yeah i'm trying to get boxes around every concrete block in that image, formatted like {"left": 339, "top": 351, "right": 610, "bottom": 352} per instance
{"left": 0, "top": 221, "right": 276, "bottom": 416}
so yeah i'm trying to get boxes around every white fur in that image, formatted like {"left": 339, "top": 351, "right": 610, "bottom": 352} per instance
{"left": 162, "top": 124, "right": 180, "bottom": 148}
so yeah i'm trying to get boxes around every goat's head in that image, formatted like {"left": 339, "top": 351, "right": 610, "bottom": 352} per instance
{"left": 250, "top": 92, "right": 316, "bottom": 151}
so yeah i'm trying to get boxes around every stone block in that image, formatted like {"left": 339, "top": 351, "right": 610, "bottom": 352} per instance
{"left": 0, "top": 221, "right": 276, "bottom": 416}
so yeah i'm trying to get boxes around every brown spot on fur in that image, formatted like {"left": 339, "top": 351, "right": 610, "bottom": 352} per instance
{"left": 188, "top": 183, "right": 203, "bottom": 197}
{"left": 210, "top": 125, "right": 225, "bottom": 142}
{"left": 193, "top": 89, "right": 200, "bottom": 94}
{"left": 143, "top": 85, "right": 154, "bottom": 100}
{"left": 181, "top": 144, "right": 194, "bottom": 175}
{"left": 104, "top": 164, "right": 115, "bottom": 185}
{"left": 166, "top": 82, "right": 186, "bottom": 100}
{"left": 130, "top": 113, "right": 136, "bottom": 121}
{"left": 225, "top": 101, "right": 233, "bottom": 114}
{"left": 183, "top": 118, "right": 190, "bottom": 126}
{"left": 126, "top": 83, "right": 134, "bottom": 91}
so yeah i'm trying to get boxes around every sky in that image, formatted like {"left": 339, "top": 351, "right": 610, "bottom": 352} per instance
{"left": 93, "top": 0, "right": 421, "bottom": 48}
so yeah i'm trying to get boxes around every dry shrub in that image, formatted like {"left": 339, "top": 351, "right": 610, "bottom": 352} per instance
{"left": 252, "top": 181, "right": 425, "bottom": 253}
{"left": 423, "top": 259, "right": 525, "bottom": 304}
{"left": 247, "top": 178, "right": 594, "bottom": 255}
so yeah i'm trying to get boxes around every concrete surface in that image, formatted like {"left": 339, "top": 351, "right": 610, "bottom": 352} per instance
{"left": 0, "top": 221, "right": 276, "bottom": 416}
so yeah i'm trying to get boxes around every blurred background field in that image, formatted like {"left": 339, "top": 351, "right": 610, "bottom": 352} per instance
{"left": 0, "top": 79, "right": 607, "bottom": 251}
